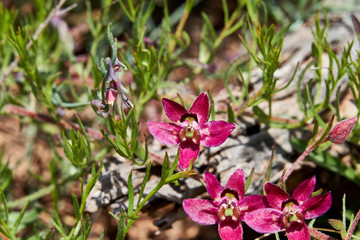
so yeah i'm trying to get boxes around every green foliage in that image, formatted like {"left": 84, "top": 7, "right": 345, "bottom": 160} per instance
{"left": 113, "top": 151, "right": 196, "bottom": 239}
{"left": 327, "top": 195, "right": 360, "bottom": 239}
{"left": 0, "top": 191, "right": 30, "bottom": 240}
{"left": 51, "top": 160, "right": 103, "bottom": 239}
{"left": 100, "top": 108, "right": 148, "bottom": 165}
{"left": 199, "top": 0, "right": 245, "bottom": 64}
{"left": 62, "top": 124, "right": 92, "bottom": 168}
{"left": 291, "top": 138, "right": 360, "bottom": 185}
{"left": 0, "top": 154, "right": 12, "bottom": 192}
{"left": 1, "top": 0, "right": 360, "bottom": 239}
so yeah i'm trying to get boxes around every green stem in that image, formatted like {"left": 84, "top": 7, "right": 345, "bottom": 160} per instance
{"left": 214, "top": 7, "right": 241, "bottom": 49}
{"left": 7, "top": 184, "right": 55, "bottom": 209}
{"left": 7, "top": 167, "right": 86, "bottom": 209}
{"left": 123, "top": 180, "right": 166, "bottom": 237}
{"left": 169, "top": 0, "right": 193, "bottom": 53}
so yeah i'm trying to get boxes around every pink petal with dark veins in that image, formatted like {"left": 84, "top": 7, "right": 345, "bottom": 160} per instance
{"left": 299, "top": 192, "right": 332, "bottom": 219}
{"left": 178, "top": 141, "right": 200, "bottom": 169}
{"left": 244, "top": 208, "right": 283, "bottom": 233}
{"left": 183, "top": 199, "right": 218, "bottom": 225}
{"left": 225, "top": 169, "right": 245, "bottom": 199}
{"left": 189, "top": 92, "right": 209, "bottom": 126}
{"left": 265, "top": 182, "right": 291, "bottom": 210}
{"left": 147, "top": 121, "right": 181, "bottom": 145}
{"left": 205, "top": 172, "right": 223, "bottom": 202}
{"left": 200, "top": 121, "right": 235, "bottom": 147}
{"left": 292, "top": 176, "right": 316, "bottom": 205}
{"left": 285, "top": 222, "right": 310, "bottom": 240}
{"left": 218, "top": 219, "right": 243, "bottom": 240}
{"left": 162, "top": 98, "right": 188, "bottom": 123}
{"left": 238, "top": 195, "right": 270, "bottom": 221}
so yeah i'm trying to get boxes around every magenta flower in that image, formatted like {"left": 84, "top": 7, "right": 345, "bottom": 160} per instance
{"left": 147, "top": 92, "right": 235, "bottom": 169}
{"left": 183, "top": 169, "right": 269, "bottom": 240}
{"left": 91, "top": 58, "right": 133, "bottom": 118}
{"left": 244, "top": 176, "right": 332, "bottom": 240}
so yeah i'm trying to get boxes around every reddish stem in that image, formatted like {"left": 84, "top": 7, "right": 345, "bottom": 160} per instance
{"left": 308, "top": 228, "right": 336, "bottom": 240}
{"left": 5, "top": 104, "right": 103, "bottom": 139}
{"left": 346, "top": 210, "right": 360, "bottom": 240}
{"left": 283, "top": 144, "right": 315, "bottom": 182}
{"left": 5, "top": 104, "right": 204, "bottom": 180}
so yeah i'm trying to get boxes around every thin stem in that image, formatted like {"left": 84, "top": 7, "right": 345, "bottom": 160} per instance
{"left": 6, "top": 104, "right": 166, "bottom": 164}
{"left": 214, "top": 8, "right": 242, "bottom": 49}
{"left": 6, "top": 104, "right": 103, "bottom": 139}
{"left": 7, "top": 167, "right": 86, "bottom": 209}
{"left": 7, "top": 184, "right": 55, "bottom": 208}
{"left": 346, "top": 210, "right": 360, "bottom": 240}
{"left": 123, "top": 180, "right": 165, "bottom": 237}
{"left": 308, "top": 228, "right": 336, "bottom": 240}
{"left": 169, "top": 0, "right": 193, "bottom": 53}
{"left": 283, "top": 144, "right": 315, "bottom": 182}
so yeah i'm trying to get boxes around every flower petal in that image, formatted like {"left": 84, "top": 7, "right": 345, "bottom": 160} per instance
{"left": 183, "top": 199, "right": 218, "bottom": 225}
{"left": 265, "top": 182, "right": 291, "bottom": 210}
{"left": 292, "top": 176, "right": 316, "bottom": 205}
{"left": 238, "top": 195, "right": 270, "bottom": 221}
{"left": 225, "top": 169, "right": 245, "bottom": 199}
{"left": 205, "top": 172, "right": 223, "bottom": 202}
{"left": 91, "top": 99, "right": 102, "bottom": 108}
{"left": 147, "top": 121, "right": 181, "bottom": 145}
{"left": 105, "top": 89, "right": 118, "bottom": 105}
{"left": 162, "top": 98, "right": 188, "bottom": 123}
{"left": 199, "top": 121, "right": 236, "bottom": 147}
{"left": 244, "top": 208, "right": 283, "bottom": 233}
{"left": 189, "top": 92, "right": 209, "bottom": 126}
{"left": 286, "top": 222, "right": 310, "bottom": 240}
{"left": 218, "top": 219, "right": 243, "bottom": 240}
{"left": 178, "top": 141, "right": 200, "bottom": 169}
{"left": 299, "top": 192, "right": 332, "bottom": 219}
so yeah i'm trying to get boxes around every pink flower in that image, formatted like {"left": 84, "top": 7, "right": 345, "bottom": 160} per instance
{"left": 147, "top": 93, "right": 235, "bottom": 169}
{"left": 244, "top": 176, "right": 332, "bottom": 240}
{"left": 91, "top": 89, "right": 118, "bottom": 118}
{"left": 324, "top": 117, "right": 357, "bottom": 144}
{"left": 183, "top": 169, "right": 268, "bottom": 240}
{"left": 91, "top": 58, "right": 133, "bottom": 118}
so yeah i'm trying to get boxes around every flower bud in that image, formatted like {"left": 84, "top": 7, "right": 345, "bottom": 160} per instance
{"left": 105, "top": 89, "right": 118, "bottom": 105}
{"left": 325, "top": 117, "right": 357, "bottom": 144}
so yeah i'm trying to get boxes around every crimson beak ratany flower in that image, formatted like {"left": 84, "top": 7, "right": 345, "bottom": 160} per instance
{"left": 182, "top": 169, "right": 269, "bottom": 240}
{"left": 147, "top": 92, "right": 235, "bottom": 169}
{"left": 244, "top": 176, "right": 332, "bottom": 240}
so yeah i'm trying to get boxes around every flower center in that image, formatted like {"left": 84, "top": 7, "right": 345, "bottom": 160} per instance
{"left": 217, "top": 202, "right": 240, "bottom": 222}
{"left": 217, "top": 189, "right": 240, "bottom": 222}
{"left": 179, "top": 117, "right": 201, "bottom": 144}
{"left": 281, "top": 200, "right": 305, "bottom": 228}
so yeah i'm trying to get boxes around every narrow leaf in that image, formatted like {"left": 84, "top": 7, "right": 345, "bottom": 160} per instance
{"left": 71, "top": 193, "right": 81, "bottom": 222}
{"left": 127, "top": 171, "right": 134, "bottom": 216}
{"left": 244, "top": 168, "right": 254, "bottom": 193}
{"left": 263, "top": 144, "right": 277, "bottom": 194}
{"left": 161, "top": 152, "right": 170, "bottom": 181}
{"left": 12, "top": 201, "right": 29, "bottom": 235}
{"left": 137, "top": 163, "right": 151, "bottom": 207}
{"left": 227, "top": 104, "right": 235, "bottom": 123}
{"left": 116, "top": 212, "right": 126, "bottom": 240}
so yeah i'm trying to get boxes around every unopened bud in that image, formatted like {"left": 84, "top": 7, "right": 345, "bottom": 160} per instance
{"left": 325, "top": 117, "right": 357, "bottom": 144}
{"left": 105, "top": 89, "right": 118, "bottom": 105}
